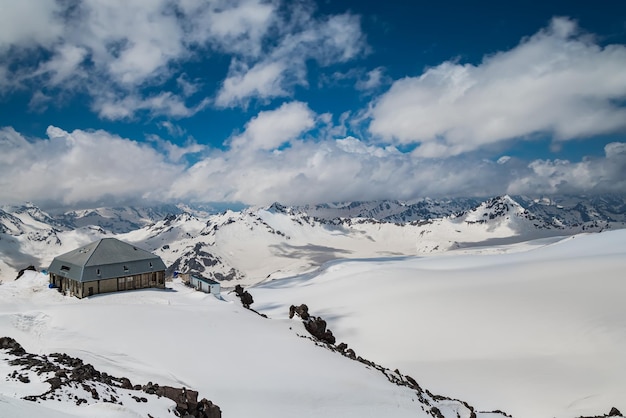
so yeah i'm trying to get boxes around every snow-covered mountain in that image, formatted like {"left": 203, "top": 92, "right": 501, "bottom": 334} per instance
{"left": 2, "top": 197, "right": 626, "bottom": 417}
{"left": 124, "top": 195, "right": 623, "bottom": 285}
{"left": 297, "top": 197, "right": 482, "bottom": 222}
{"left": 1, "top": 195, "right": 625, "bottom": 284}
{"left": 51, "top": 204, "right": 187, "bottom": 234}
{"left": 1, "top": 229, "right": 625, "bottom": 417}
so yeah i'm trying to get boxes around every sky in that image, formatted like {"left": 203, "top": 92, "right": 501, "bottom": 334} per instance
{"left": 0, "top": 0, "right": 625, "bottom": 210}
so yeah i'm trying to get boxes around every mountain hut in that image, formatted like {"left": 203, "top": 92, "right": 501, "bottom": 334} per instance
{"left": 48, "top": 238, "right": 167, "bottom": 298}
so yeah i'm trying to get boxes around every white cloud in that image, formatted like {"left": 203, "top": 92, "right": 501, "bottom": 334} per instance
{"left": 356, "top": 67, "right": 386, "bottom": 91}
{"left": 0, "top": 1, "right": 64, "bottom": 51}
{"left": 176, "top": 74, "right": 201, "bottom": 98}
{"left": 229, "top": 102, "right": 315, "bottom": 151}
{"left": 2, "top": 125, "right": 626, "bottom": 208}
{"left": 178, "top": 0, "right": 277, "bottom": 57}
{"left": 215, "top": 60, "right": 289, "bottom": 108}
{"left": 507, "top": 142, "right": 626, "bottom": 195}
{"left": 27, "top": 91, "right": 52, "bottom": 113}
{"left": 43, "top": 44, "right": 89, "bottom": 86}
{"left": 215, "top": 9, "right": 366, "bottom": 108}
{"left": 0, "top": 0, "right": 365, "bottom": 118}
{"left": 0, "top": 1, "right": 251, "bottom": 116}
{"left": 497, "top": 156, "right": 512, "bottom": 165}
{"left": 70, "top": 0, "right": 186, "bottom": 87}
{"left": 93, "top": 92, "right": 211, "bottom": 120}
{"left": 158, "top": 121, "right": 187, "bottom": 138}
{"left": 146, "top": 134, "right": 205, "bottom": 163}
{"left": 0, "top": 126, "right": 183, "bottom": 206}
{"left": 369, "top": 17, "right": 626, "bottom": 158}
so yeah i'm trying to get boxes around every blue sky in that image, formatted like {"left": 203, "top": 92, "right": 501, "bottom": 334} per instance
{"left": 1, "top": 0, "right": 625, "bottom": 209}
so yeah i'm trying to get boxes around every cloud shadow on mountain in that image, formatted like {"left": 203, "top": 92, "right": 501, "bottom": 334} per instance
{"left": 269, "top": 243, "right": 353, "bottom": 265}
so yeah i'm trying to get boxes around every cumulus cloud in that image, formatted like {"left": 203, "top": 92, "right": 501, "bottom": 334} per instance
{"left": 507, "top": 142, "right": 626, "bottom": 195}
{"left": 2, "top": 121, "right": 626, "bottom": 209}
{"left": 146, "top": 134, "right": 205, "bottom": 163}
{"left": 229, "top": 102, "right": 315, "bottom": 151}
{"left": 0, "top": 126, "right": 182, "bottom": 207}
{"left": 169, "top": 140, "right": 626, "bottom": 205}
{"left": 178, "top": 0, "right": 276, "bottom": 58}
{"left": 0, "top": 1, "right": 64, "bottom": 50}
{"left": 0, "top": 0, "right": 366, "bottom": 118}
{"left": 369, "top": 17, "right": 626, "bottom": 158}
{"left": 215, "top": 60, "right": 289, "bottom": 108}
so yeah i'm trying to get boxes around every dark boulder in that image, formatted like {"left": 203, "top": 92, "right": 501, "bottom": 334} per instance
{"left": 0, "top": 336, "right": 26, "bottom": 355}
{"left": 71, "top": 363, "right": 101, "bottom": 382}
{"left": 197, "top": 398, "right": 222, "bottom": 418}
{"left": 303, "top": 317, "right": 336, "bottom": 344}
{"left": 233, "top": 284, "right": 254, "bottom": 308}
{"left": 46, "top": 377, "right": 62, "bottom": 390}
{"left": 289, "top": 304, "right": 310, "bottom": 320}
{"left": 16, "top": 265, "right": 37, "bottom": 280}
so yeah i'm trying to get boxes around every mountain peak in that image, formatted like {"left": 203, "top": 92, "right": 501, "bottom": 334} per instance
{"left": 267, "top": 202, "right": 289, "bottom": 214}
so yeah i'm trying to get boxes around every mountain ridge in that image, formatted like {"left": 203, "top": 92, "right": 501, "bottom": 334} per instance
{"left": 1, "top": 194, "right": 625, "bottom": 284}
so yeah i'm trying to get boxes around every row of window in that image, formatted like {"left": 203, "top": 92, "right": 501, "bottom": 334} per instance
{"left": 60, "top": 264, "right": 154, "bottom": 275}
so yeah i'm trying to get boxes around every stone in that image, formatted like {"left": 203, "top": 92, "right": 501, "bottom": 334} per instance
{"left": 0, "top": 336, "right": 26, "bottom": 355}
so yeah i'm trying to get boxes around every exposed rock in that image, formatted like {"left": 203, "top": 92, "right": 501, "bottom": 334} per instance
{"left": 1, "top": 337, "right": 221, "bottom": 418}
{"left": 578, "top": 407, "right": 625, "bottom": 418}
{"left": 118, "top": 377, "right": 133, "bottom": 389}
{"left": 233, "top": 284, "right": 254, "bottom": 308}
{"left": 197, "top": 398, "right": 222, "bottom": 418}
{"left": 303, "top": 317, "right": 335, "bottom": 344}
{"left": 0, "top": 336, "right": 26, "bottom": 355}
{"left": 46, "top": 377, "right": 62, "bottom": 390}
{"left": 16, "top": 265, "right": 37, "bottom": 280}
{"left": 289, "top": 304, "right": 310, "bottom": 320}
{"left": 289, "top": 305, "right": 335, "bottom": 344}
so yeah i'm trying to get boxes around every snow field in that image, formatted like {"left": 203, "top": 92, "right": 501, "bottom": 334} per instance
{"left": 1, "top": 272, "right": 440, "bottom": 418}
{"left": 252, "top": 229, "right": 626, "bottom": 417}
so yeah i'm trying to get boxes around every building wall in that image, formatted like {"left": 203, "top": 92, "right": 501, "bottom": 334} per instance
{"left": 189, "top": 276, "right": 220, "bottom": 294}
{"left": 98, "top": 278, "right": 118, "bottom": 294}
{"left": 49, "top": 270, "right": 166, "bottom": 298}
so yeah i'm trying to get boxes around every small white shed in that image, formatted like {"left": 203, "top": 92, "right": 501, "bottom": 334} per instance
{"left": 188, "top": 274, "right": 220, "bottom": 295}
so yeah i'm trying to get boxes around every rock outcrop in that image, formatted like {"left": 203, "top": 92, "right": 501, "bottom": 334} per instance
{"left": 1, "top": 336, "right": 221, "bottom": 417}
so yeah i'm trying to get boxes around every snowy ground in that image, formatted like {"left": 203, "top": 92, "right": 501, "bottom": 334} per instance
{"left": 1, "top": 229, "right": 625, "bottom": 417}
{"left": 253, "top": 230, "right": 626, "bottom": 418}
{"left": 0, "top": 273, "right": 496, "bottom": 417}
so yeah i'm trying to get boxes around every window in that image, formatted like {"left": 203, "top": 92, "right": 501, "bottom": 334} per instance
{"left": 123, "top": 265, "right": 129, "bottom": 272}
{"left": 149, "top": 262, "right": 153, "bottom": 269}
{"left": 97, "top": 268, "right": 101, "bottom": 276}
{"left": 61, "top": 265, "right": 70, "bottom": 271}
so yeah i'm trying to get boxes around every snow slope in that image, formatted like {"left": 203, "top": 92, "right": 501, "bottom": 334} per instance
{"left": 0, "top": 272, "right": 503, "bottom": 418}
{"left": 252, "top": 229, "right": 626, "bottom": 418}
{"left": 1, "top": 229, "right": 624, "bottom": 417}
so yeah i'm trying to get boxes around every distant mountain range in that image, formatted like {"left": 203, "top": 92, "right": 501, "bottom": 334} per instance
{"left": 1, "top": 195, "right": 625, "bottom": 284}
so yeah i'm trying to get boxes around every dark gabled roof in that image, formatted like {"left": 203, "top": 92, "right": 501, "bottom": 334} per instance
{"left": 48, "top": 238, "right": 166, "bottom": 283}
